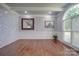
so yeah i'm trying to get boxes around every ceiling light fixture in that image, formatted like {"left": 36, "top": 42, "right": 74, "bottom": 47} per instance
{"left": 25, "top": 11, "right": 27, "bottom": 14}
{"left": 44, "top": 15, "right": 52, "bottom": 21}
{"left": 48, "top": 11, "right": 52, "bottom": 15}
{"left": 4, "top": 11, "right": 8, "bottom": 14}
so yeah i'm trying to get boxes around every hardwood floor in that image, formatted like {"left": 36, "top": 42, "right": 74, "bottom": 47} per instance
{"left": 0, "top": 39, "right": 79, "bottom": 56}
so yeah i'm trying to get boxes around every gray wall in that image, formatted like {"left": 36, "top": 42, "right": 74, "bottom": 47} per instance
{"left": 0, "top": 9, "right": 56, "bottom": 48}
{"left": 56, "top": 12, "right": 64, "bottom": 40}
{"left": 18, "top": 15, "right": 55, "bottom": 39}
{"left": 0, "top": 10, "right": 19, "bottom": 48}
{"left": 56, "top": 4, "right": 75, "bottom": 40}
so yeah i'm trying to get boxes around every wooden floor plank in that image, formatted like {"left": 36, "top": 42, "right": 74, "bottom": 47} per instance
{"left": 0, "top": 39, "right": 79, "bottom": 56}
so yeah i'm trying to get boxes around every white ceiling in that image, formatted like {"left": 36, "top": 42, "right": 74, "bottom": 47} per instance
{"left": 0, "top": 3, "right": 68, "bottom": 15}
{"left": 6, "top": 3, "right": 66, "bottom": 7}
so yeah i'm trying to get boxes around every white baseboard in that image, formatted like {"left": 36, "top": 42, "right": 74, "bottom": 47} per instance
{"left": 58, "top": 39, "right": 79, "bottom": 51}
{"left": 0, "top": 39, "right": 19, "bottom": 48}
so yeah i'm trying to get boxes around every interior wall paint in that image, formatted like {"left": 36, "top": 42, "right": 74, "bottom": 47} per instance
{"left": 0, "top": 10, "right": 19, "bottom": 48}
{"left": 0, "top": 10, "right": 55, "bottom": 48}
{"left": 56, "top": 12, "right": 64, "bottom": 40}
{"left": 56, "top": 4, "right": 75, "bottom": 40}
{"left": 18, "top": 15, "right": 55, "bottom": 39}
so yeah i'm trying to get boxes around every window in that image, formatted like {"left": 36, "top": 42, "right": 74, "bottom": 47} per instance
{"left": 63, "top": 4, "right": 79, "bottom": 48}
{"left": 63, "top": 4, "right": 79, "bottom": 20}
{"left": 63, "top": 19, "right": 71, "bottom": 31}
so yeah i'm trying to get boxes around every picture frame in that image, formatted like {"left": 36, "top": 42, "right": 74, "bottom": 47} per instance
{"left": 45, "top": 21, "right": 54, "bottom": 28}
{"left": 21, "top": 18, "right": 34, "bottom": 30}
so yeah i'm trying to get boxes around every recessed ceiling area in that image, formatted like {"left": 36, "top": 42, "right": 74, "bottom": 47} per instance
{"left": 0, "top": 3, "right": 68, "bottom": 15}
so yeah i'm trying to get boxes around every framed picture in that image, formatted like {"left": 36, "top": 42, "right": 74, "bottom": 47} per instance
{"left": 21, "top": 18, "right": 34, "bottom": 30}
{"left": 45, "top": 21, "right": 54, "bottom": 28}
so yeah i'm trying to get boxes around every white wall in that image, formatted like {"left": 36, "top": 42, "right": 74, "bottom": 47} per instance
{"left": 55, "top": 12, "right": 64, "bottom": 40}
{"left": 0, "top": 9, "right": 56, "bottom": 48}
{"left": 56, "top": 4, "right": 75, "bottom": 41}
{"left": 0, "top": 10, "right": 19, "bottom": 48}
{"left": 17, "top": 15, "right": 55, "bottom": 39}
